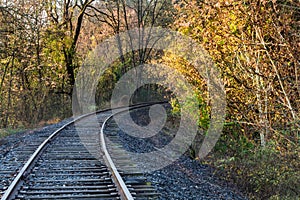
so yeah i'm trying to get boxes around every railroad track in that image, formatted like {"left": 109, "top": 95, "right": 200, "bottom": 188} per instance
{"left": 1, "top": 103, "right": 163, "bottom": 200}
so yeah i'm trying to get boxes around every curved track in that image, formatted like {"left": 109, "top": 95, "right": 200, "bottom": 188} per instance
{"left": 1, "top": 103, "right": 163, "bottom": 200}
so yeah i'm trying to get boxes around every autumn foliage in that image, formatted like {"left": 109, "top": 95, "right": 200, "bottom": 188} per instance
{"left": 0, "top": 0, "right": 299, "bottom": 199}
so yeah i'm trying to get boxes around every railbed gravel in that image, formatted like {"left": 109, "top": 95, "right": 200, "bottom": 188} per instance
{"left": 114, "top": 107, "right": 247, "bottom": 200}
{"left": 1, "top": 108, "right": 247, "bottom": 199}
{"left": 0, "top": 118, "right": 73, "bottom": 195}
{"left": 117, "top": 130, "right": 247, "bottom": 200}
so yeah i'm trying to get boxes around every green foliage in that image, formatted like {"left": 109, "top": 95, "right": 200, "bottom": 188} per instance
{"left": 243, "top": 147, "right": 299, "bottom": 199}
{"left": 95, "top": 67, "right": 117, "bottom": 107}
{"left": 170, "top": 90, "right": 209, "bottom": 130}
{"left": 43, "top": 33, "right": 65, "bottom": 65}
{"left": 170, "top": 98, "right": 180, "bottom": 117}
{"left": 210, "top": 132, "right": 299, "bottom": 199}
{"left": 215, "top": 122, "right": 255, "bottom": 156}
{"left": 0, "top": 129, "right": 11, "bottom": 139}
{"left": 196, "top": 91, "right": 210, "bottom": 130}
{"left": 0, "top": 127, "right": 25, "bottom": 139}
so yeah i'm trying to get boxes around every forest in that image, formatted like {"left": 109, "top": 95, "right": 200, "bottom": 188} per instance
{"left": 0, "top": 0, "right": 299, "bottom": 199}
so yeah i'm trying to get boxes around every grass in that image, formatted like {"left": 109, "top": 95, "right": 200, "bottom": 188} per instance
{"left": 0, "top": 127, "right": 25, "bottom": 139}
{"left": 0, "top": 117, "right": 63, "bottom": 141}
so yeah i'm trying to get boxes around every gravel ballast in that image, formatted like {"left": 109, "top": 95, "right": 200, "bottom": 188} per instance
{"left": 114, "top": 106, "right": 247, "bottom": 199}
{"left": 1, "top": 106, "right": 247, "bottom": 199}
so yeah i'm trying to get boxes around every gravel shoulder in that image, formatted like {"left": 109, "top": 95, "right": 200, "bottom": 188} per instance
{"left": 115, "top": 106, "right": 247, "bottom": 200}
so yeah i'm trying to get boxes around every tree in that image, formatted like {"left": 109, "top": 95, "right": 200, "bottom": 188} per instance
{"left": 45, "top": 0, "right": 98, "bottom": 94}
{"left": 172, "top": 0, "right": 299, "bottom": 149}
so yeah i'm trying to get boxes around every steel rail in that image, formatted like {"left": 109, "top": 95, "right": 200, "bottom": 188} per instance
{"left": 0, "top": 111, "right": 101, "bottom": 200}
{"left": 100, "top": 113, "right": 134, "bottom": 200}
{"left": 100, "top": 102, "right": 168, "bottom": 200}
{"left": 1, "top": 101, "right": 167, "bottom": 200}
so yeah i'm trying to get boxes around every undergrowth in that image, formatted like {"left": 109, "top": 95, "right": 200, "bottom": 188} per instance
{"left": 0, "top": 128, "right": 25, "bottom": 139}
{"left": 0, "top": 118, "right": 60, "bottom": 140}
{"left": 204, "top": 123, "right": 299, "bottom": 199}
